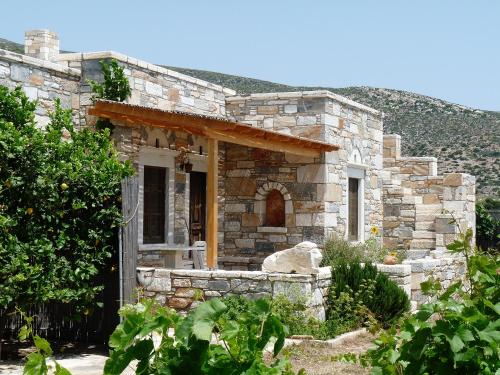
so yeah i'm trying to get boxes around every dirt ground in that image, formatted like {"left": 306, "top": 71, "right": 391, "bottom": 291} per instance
{"left": 273, "top": 332, "right": 375, "bottom": 375}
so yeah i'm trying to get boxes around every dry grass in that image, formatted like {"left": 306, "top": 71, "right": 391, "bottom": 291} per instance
{"left": 271, "top": 331, "right": 375, "bottom": 375}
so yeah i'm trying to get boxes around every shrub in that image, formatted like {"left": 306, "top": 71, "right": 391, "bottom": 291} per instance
{"left": 327, "top": 262, "right": 410, "bottom": 329}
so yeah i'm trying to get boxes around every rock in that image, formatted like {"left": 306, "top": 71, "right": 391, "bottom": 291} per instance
{"left": 262, "top": 241, "right": 322, "bottom": 274}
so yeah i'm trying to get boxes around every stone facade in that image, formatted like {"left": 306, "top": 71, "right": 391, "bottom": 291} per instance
{"left": 226, "top": 92, "right": 384, "bottom": 252}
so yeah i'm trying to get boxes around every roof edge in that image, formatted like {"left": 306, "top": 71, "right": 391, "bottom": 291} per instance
{"left": 226, "top": 89, "right": 382, "bottom": 116}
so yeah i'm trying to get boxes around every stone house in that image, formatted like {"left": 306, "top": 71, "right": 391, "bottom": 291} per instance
{"left": 0, "top": 30, "right": 475, "bottom": 306}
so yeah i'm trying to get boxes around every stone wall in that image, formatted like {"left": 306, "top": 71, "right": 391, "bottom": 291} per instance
{"left": 57, "top": 51, "right": 235, "bottom": 131}
{"left": 136, "top": 264, "right": 413, "bottom": 318}
{"left": 137, "top": 267, "right": 331, "bottom": 319}
{"left": 226, "top": 91, "right": 384, "bottom": 243}
{"left": 0, "top": 48, "right": 81, "bottom": 128}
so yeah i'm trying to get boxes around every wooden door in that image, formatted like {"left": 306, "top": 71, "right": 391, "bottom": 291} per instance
{"left": 348, "top": 178, "right": 359, "bottom": 241}
{"left": 189, "top": 172, "right": 206, "bottom": 244}
{"left": 143, "top": 166, "right": 166, "bottom": 244}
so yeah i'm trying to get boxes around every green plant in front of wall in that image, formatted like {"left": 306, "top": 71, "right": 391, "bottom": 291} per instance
{"left": 321, "top": 229, "right": 388, "bottom": 267}
{"left": 103, "top": 298, "right": 304, "bottom": 375}
{"left": 336, "top": 227, "right": 500, "bottom": 375}
{"left": 88, "top": 59, "right": 132, "bottom": 131}
{"left": 326, "top": 262, "right": 410, "bottom": 331}
{"left": 0, "top": 85, "right": 133, "bottom": 323}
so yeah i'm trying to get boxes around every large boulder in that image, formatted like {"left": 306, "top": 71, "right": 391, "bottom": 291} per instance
{"left": 262, "top": 241, "right": 322, "bottom": 274}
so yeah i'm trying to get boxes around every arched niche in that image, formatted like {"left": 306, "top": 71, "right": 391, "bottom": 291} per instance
{"left": 254, "top": 182, "right": 292, "bottom": 230}
{"left": 265, "top": 189, "right": 285, "bottom": 227}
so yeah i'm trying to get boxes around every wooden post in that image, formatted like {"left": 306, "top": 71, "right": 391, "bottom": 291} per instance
{"left": 121, "top": 175, "right": 139, "bottom": 304}
{"left": 206, "top": 138, "right": 218, "bottom": 269}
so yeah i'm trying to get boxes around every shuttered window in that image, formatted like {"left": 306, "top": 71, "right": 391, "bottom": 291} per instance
{"left": 143, "top": 166, "right": 166, "bottom": 244}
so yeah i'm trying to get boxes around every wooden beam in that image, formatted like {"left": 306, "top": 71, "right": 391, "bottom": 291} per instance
{"left": 206, "top": 138, "right": 218, "bottom": 269}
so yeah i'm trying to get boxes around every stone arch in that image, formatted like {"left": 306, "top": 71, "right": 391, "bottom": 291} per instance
{"left": 254, "top": 182, "right": 292, "bottom": 227}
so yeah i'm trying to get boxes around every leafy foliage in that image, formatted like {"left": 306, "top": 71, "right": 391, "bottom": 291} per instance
{"left": 88, "top": 59, "right": 131, "bottom": 131}
{"left": 104, "top": 298, "right": 303, "bottom": 375}
{"left": 340, "top": 228, "right": 500, "bottom": 374}
{"left": 0, "top": 85, "right": 133, "bottom": 314}
{"left": 476, "top": 199, "right": 499, "bottom": 253}
{"left": 327, "top": 262, "right": 410, "bottom": 331}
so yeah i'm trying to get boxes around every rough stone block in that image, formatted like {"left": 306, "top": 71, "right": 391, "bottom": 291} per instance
{"left": 297, "top": 164, "right": 326, "bottom": 183}
{"left": 208, "top": 280, "right": 231, "bottom": 291}
{"left": 443, "top": 173, "right": 464, "bottom": 187}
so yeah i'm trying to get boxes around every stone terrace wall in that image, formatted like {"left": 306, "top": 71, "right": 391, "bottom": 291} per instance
{"left": 226, "top": 91, "right": 384, "bottom": 242}
{"left": 136, "top": 264, "right": 413, "bottom": 319}
{"left": 137, "top": 267, "right": 332, "bottom": 320}
{"left": 0, "top": 48, "right": 81, "bottom": 128}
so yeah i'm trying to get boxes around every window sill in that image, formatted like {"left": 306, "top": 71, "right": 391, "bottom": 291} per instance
{"left": 257, "top": 226, "right": 287, "bottom": 234}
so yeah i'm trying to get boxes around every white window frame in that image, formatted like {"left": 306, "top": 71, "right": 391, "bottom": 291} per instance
{"left": 138, "top": 147, "right": 176, "bottom": 248}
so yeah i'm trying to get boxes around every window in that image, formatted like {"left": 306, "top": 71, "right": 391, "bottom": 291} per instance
{"left": 348, "top": 178, "right": 359, "bottom": 241}
{"left": 265, "top": 189, "right": 285, "bottom": 227}
{"left": 143, "top": 166, "right": 167, "bottom": 244}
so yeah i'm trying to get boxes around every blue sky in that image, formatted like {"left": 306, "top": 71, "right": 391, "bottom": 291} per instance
{"left": 2, "top": 0, "right": 498, "bottom": 110}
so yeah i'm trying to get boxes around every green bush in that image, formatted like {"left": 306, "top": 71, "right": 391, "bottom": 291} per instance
{"left": 327, "top": 262, "right": 410, "bottom": 329}
{"left": 107, "top": 298, "right": 301, "bottom": 375}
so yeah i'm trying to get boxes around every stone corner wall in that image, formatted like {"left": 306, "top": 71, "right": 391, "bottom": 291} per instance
{"left": 382, "top": 134, "right": 474, "bottom": 307}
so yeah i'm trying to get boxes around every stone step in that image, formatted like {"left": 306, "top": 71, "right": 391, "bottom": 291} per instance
{"left": 406, "top": 249, "right": 431, "bottom": 260}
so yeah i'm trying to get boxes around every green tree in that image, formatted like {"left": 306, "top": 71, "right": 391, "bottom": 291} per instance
{"left": 0, "top": 85, "right": 133, "bottom": 317}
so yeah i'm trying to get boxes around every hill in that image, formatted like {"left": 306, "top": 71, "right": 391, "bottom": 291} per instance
{"left": 0, "top": 37, "right": 498, "bottom": 196}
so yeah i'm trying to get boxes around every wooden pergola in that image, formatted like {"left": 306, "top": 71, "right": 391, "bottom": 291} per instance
{"left": 89, "top": 100, "right": 339, "bottom": 269}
